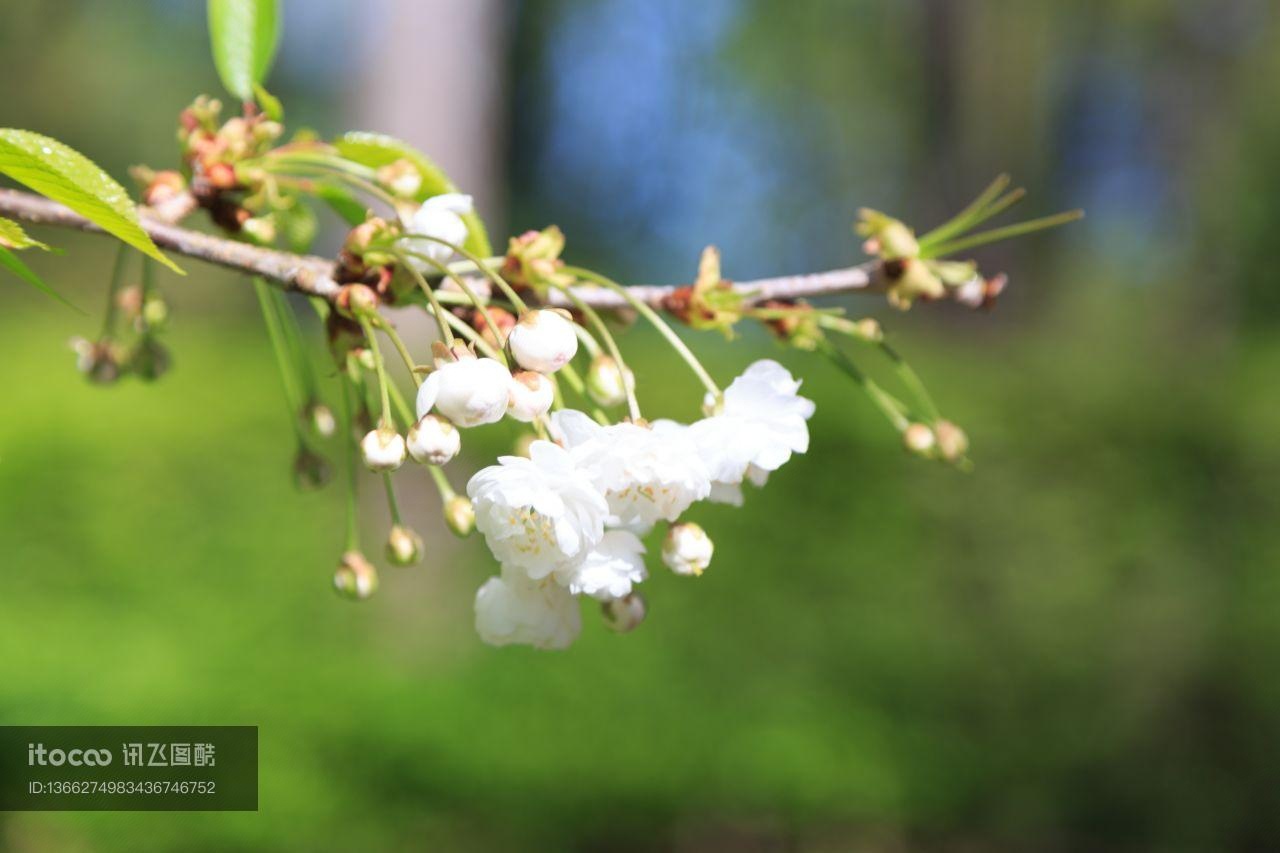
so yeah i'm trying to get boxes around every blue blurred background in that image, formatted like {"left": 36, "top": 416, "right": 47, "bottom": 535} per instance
{"left": 2, "top": 0, "right": 1279, "bottom": 849}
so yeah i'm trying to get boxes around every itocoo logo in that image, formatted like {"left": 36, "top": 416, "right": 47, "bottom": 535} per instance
{"left": 27, "top": 743, "right": 112, "bottom": 766}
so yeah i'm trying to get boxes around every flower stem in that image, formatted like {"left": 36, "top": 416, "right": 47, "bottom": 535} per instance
{"left": 338, "top": 376, "right": 361, "bottom": 551}
{"left": 389, "top": 249, "right": 455, "bottom": 346}
{"left": 406, "top": 235, "right": 529, "bottom": 313}
{"left": 100, "top": 243, "right": 130, "bottom": 339}
{"left": 426, "top": 463, "right": 456, "bottom": 502}
{"left": 394, "top": 245, "right": 508, "bottom": 366}
{"left": 879, "top": 340, "right": 942, "bottom": 422}
{"left": 382, "top": 472, "right": 402, "bottom": 525}
{"left": 376, "top": 318, "right": 421, "bottom": 387}
{"left": 815, "top": 338, "right": 913, "bottom": 432}
{"left": 564, "top": 265, "right": 721, "bottom": 398}
{"left": 916, "top": 174, "right": 1013, "bottom": 248}
{"left": 253, "top": 277, "right": 306, "bottom": 440}
{"left": 385, "top": 378, "right": 415, "bottom": 429}
{"left": 358, "top": 316, "right": 393, "bottom": 428}
{"left": 547, "top": 281, "right": 641, "bottom": 420}
{"left": 922, "top": 210, "right": 1084, "bottom": 259}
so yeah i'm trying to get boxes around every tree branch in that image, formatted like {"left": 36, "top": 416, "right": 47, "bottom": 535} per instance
{"left": 0, "top": 187, "right": 893, "bottom": 308}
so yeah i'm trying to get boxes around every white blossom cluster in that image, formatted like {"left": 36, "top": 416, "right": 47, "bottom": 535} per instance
{"left": 353, "top": 195, "right": 815, "bottom": 649}
{"left": 465, "top": 359, "right": 814, "bottom": 650}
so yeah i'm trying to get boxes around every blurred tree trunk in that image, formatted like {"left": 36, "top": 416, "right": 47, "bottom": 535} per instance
{"left": 347, "top": 0, "right": 508, "bottom": 233}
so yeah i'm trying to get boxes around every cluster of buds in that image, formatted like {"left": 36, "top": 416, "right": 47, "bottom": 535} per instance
{"left": 177, "top": 96, "right": 283, "bottom": 234}
{"left": 502, "top": 226, "right": 574, "bottom": 296}
{"left": 69, "top": 280, "right": 172, "bottom": 385}
{"left": 902, "top": 420, "right": 970, "bottom": 464}
{"left": 754, "top": 298, "right": 825, "bottom": 351}
{"left": 661, "top": 246, "right": 744, "bottom": 337}
{"left": 857, "top": 208, "right": 980, "bottom": 310}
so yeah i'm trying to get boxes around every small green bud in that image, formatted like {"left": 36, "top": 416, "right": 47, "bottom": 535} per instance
{"left": 335, "top": 283, "right": 380, "bottom": 320}
{"left": 444, "top": 495, "right": 475, "bottom": 538}
{"left": 386, "top": 525, "right": 424, "bottom": 566}
{"left": 128, "top": 337, "right": 171, "bottom": 382}
{"left": 585, "top": 355, "right": 632, "bottom": 408}
{"left": 292, "top": 447, "right": 331, "bottom": 491}
{"left": 333, "top": 551, "right": 378, "bottom": 600}
{"left": 306, "top": 401, "right": 337, "bottom": 439}
{"left": 934, "top": 420, "right": 969, "bottom": 462}
{"left": 142, "top": 297, "right": 169, "bottom": 331}
{"left": 902, "top": 423, "right": 937, "bottom": 457}
{"left": 241, "top": 215, "right": 277, "bottom": 245}
{"left": 886, "top": 258, "right": 945, "bottom": 310}
{"left": 851, "top": 318, "right": 883, "bottom": 343}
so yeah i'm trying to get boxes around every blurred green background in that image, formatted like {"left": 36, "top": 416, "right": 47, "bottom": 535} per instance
{"left": 2, "top": 0, "right": 1279, "bottom": 850}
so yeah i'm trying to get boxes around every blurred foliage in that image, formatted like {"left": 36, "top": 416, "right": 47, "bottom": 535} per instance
{"left": 2, "top": 0, "right": 1280, "bottom": 851}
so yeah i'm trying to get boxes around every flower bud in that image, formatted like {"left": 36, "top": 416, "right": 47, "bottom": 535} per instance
{"left": 142, "top": 170, "right": 185, "bottom": 207}
{"left": 376, "top": 159, "right": 423, "bottom": 198}
{"left": 386, "top": 524, "right": 424, "bottom": 566}
{"left": 933, "top": 420, "right": 969, "bottom": 462}
{"left": 70, "top": 336, "right": 121, "bottom": 384}
{"left": 885, "top": 258, "right": 945, "bottom": 310}
{"left": 241, "top": 215, "right": 277, "bottom": 245}
{"left": 467, "top": 306, "right": 515, "bottom": 349}
{"left": 292, "top": 447, "right": 332, "bottom": 491}
{"left": 361, "top": 426, "right": 406, "bottom": 472}
{"left": 128, "top": 337, "right": 171, "bottom": 382}
{"left": 585, "top": 355, "right": 632, "bottom": 407}
{"left": 662, "top": 522, "right": 714, "bottom": 577}
{"left": 444, "top": 495, "right": 475, "bottom": 537}
{"left": 416, "top": 352, "right": 511, "bottom": 427}
{"left": 601, "top": 593, "right": 647, "bottom": 633}
{"left": 307, "top": 401, "right": 337, "bottom": 439}
{"left": 406, "top": 414, "right": 461, "bottom": 465}
{"left": 335, "top": 283, "right": 380, "bottom": 320}
{"left": 851, "top": 318, "right": 883, "bottom": 342}
{"left": 507, "top": 370, "right": 555, "bottom": 422}
{"left": 141, "top": 297, "right": 169, "bottom": 331}
{"left": 902, "top": 423, "right": 936, "bottom": 457}
{"left": 333, "top": 551, "right": 378, "bottom": 600}
{"left": 507, "top": 309, "right": 579, "bottom": 374}
{"left": 116, "top": 285, "right": 144, "bottom": 320}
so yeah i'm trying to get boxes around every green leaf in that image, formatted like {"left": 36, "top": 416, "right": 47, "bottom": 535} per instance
{"left": 332, "top": 131, "right": 493, "bottom": 256}
{"left": 277, "top": 196, "right": 318, "bottom": 253}
{"left": 313, "top": 182, "right": 369, "bottom": 227}
{"left": 0, "top": 130, "right": 184, "bottom": 274}
{"left": 0, "top": 244, "right": 79, "bottom": 310}
{"left": 252, "top": 82, "right": 284, "bottom": 122}
{"left": 208, "top": 0, "right": 282, "bottom": 101}
{"left": 0, "top": 216, "right": 49, "bottom": 251}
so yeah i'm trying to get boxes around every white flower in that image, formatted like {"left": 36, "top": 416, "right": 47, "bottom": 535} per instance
{"left": 555, "top": 529, "right": 647, "bottom": 601}
{"left": 407, "top": 414, "right": 461, "bottom": 465}
{"left": 508, "top": 309, "right": 579, "bottom": 374}
{"left": 474, "top": 567, "right": 581, "bottom": 650}
{"left": 417, "top": 354, "right": 511, "bottom": 428}
{"left": 662, "top": 522, "right": 714, "bottom": 577}
{"left": 689, "top": 359, "right": 814, "bottom": 499}
{"left": 585, "top": 354, "right": 632, "bottom": 407}
{"left": 404, "top": 193, "right": 472, "bottom": 270}
{"left": 507, "top": 370, "right": 555, "bottom": 422}
{"left": 360, "top": 426, "right": 406, "bottom": 472}
{"left": 551, "top": 410, "right": 710, "bottom": 533}
{"left": 467, "top": 439, "right": 608, "bottom": 579}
